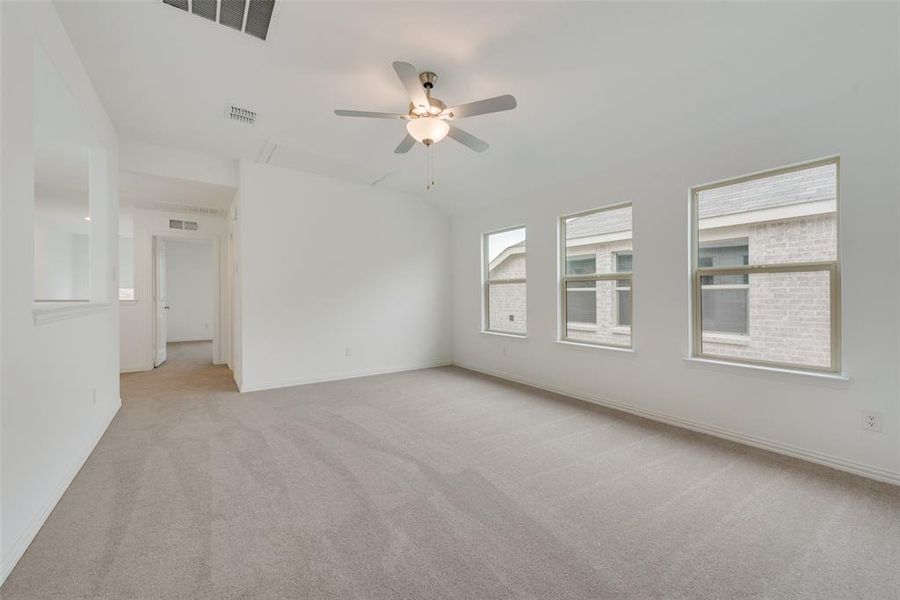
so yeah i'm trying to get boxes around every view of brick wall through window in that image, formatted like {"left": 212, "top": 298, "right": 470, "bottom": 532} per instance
{"left": 486, "top": 162, "right": 837, "bottom": 367}
{"left": 562, "top": 205, "right": 633, "bottom": 347}
{"left": 697, "top": 162, "right": 837, "bottom": 368}
{"left": 486, "top": 228, "right": 527, "bottom": 334}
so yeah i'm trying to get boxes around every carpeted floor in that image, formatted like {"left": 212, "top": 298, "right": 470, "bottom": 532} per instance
{"left": 3, "top": 341, "right": 899, "bottom": 599}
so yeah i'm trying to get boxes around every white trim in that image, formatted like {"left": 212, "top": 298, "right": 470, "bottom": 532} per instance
{"left": 0, "top": 399, "right": 121, "bottom": 583}
{"left": 702, "top": 332, "right": 751, "bottom": 346}
{"left": 480, "top": 330, "right": 528, "bottom": 340}
{"left": 555, "top": 340, "right": 635, "bottom": 354}
{"left": 452, "top": 363, "right": 897, "bottom": 486}
{"left": 239, "top": 360, "right": 453, "bottom": 393}
{"left": 684, "top": 356, "right": 849, "bottom": 382}
{"left": 32, "top": 302, "right": 112, "bottom": 326}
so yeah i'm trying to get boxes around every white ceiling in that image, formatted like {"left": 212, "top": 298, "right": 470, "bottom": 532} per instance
{"left": 120, "top": 170, "right": 236, "bottom": 214}
{"left": 56, "top": 1, "right": 885, "bottom": 213}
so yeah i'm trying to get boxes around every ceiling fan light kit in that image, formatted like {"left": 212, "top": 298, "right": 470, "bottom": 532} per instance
{"left": 334, "top": 60, "right": 517, "bottom": 189}
{"left": 406, "top": 117, "right": 449, "bottom": 145}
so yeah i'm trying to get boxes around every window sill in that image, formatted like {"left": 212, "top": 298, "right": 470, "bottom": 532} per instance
{"left": 33, "top": 302, "right": 113, "bottom": 326}
{"left": 481, "top": 330, "right": 528, "bottom": 340}
{"left": 557, "top": 340, "right": 635, "bottom": 354}
{"left": 684, "top": 356, "right": 849, "bottom": 384}
{"left": 702, "top": 332, "right": 750, "bottom": 346}
{"left": 119, "top": 299, "right": 138, "bottom": 306}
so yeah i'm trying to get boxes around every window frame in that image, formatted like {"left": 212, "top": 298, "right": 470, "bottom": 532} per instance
{"left": 689, "top": 156, "right": 841, "bottom": 373}
{"left": 559, "top": 202, "right": 633, "bottom": 349}
{"left": 482, "top": 225, "right": 527, "bottom": 337}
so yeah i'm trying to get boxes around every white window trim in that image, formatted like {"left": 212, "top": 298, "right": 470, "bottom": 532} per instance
{"left": 559, "top": 202, "right": 633, "bottom": 350}
{"left": 689, "top": 156, "right": 841, "bottom": 374}
{"left": 33, "top": 302, "right": 112, "bottom": 326}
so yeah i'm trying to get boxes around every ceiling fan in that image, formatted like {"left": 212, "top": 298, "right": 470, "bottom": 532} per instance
{"left": 334, "top": 61, "right": 517, "bottom": 154}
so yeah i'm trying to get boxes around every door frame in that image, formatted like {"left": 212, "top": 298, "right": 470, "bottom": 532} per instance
{"left": 152, "top": 236, "right": 168, "bottom": 366}
{"left": 151, "top": 233, "right": 222, "bottom": 366}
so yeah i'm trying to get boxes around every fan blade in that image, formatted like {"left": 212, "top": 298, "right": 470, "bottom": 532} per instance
{"left": 334, "top": 109, "right": 408, "bottom": 119}
{"left": 443, "top": 94, "right": 517, "bottom": 120}
{"left": 392, "top": 61, "right": 430, "bottom": 111}
{"left": 447, "top": 125, "right": 489, "bottom": 152}
{"left": 394, "top": 134, "right": 416, "bottom": 154}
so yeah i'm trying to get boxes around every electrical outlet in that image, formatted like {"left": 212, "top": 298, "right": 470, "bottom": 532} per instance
{"left": 501, "top": 346, "right": 508, "bottom": 357}
{"left": 344, "top": 347, "right": 352, "bottom": 357}
{"left": 861, "top": 411, "right": 883, "bottom": 433}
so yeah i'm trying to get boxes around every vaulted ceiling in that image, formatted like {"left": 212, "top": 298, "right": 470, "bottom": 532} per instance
{"left": 56, "top": 1, "right": 885, "bottom": 213}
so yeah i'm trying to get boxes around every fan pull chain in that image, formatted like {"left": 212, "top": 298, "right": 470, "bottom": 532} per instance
{"left": 426, "top": 144, "right": 436, "bottom": 190}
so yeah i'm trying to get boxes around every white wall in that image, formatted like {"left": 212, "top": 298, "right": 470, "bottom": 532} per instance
{"left": 119, "top": 208, "right": 227, "bottom": 372}
{"left": 118, "top": 235, "right": 134, "bottom": 293}
{"left": 165, "top": 239, "right": 214, "bottom": 342}
{"left": 120, "top": 139, "right": 238, "bottom": 188}
{"left": 235, "top": 162, "right": 452, "bottom": 391}
{"left": 1, "top": 1, "right": 120, "bottom": 583}
{"left": 451, "top": 10, "right": 900, "bottom": 484}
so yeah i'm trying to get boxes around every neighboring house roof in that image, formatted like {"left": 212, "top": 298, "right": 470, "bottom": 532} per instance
{"left": 698, "top": 162, "right": 836, "bottom": 218}
{"left": 565, "top": 162, "right": 836, "bottom": 241}
{"left": 489, "top": 241, "right": 525, "bottom": 273}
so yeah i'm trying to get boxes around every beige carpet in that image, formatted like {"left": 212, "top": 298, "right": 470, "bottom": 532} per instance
{"left": 3, "top": 341, "right": 899, "bottom": 599}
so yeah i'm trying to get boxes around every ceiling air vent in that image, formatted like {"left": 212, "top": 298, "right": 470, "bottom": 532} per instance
{"left": 244, "top": 0, "right": 275, "bottom": 40}
{"left": 226, "top": 105, "right": 257, "bottom": 125}
{"left": 192, "top": 0, "right": 217, "bottom": 22}
{"left": 162, "top": 0, "right": 276, "bottom": 41}
{"left": 219, "top": 0, "right": 246, "bottom": 31}
{"left": 169, "top": 219, "right": 200, "bottom": 231}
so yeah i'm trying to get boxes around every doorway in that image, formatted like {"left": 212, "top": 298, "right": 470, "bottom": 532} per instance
{"left": 153, "top": 236, "right": 219, "bottom": 368}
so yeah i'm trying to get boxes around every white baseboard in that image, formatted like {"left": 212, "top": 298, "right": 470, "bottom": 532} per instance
{"left": 0, "top": 398, "right": 122, "bottom": 585}
{"left": 454, "top": 362, "right": 900, "bottom": 487}
{"left": 239, "top": 360, "right": 453, "bottom": 393}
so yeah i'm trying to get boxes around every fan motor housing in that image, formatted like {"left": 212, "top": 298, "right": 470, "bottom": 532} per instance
{"left": 409, "top": 97, "right": 446, "bottom": 117}
{"left": 419, "top": 71, "right": 438, "bottom": 89}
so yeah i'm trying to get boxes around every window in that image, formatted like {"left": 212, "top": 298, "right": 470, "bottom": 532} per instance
{"left": 691, "top": 158, "right": 840, "bottom": 372}
{"left": 566, "top": 256, "right": 596, "bottom": 324}
{"left": 614, "top": 252, "right": 632, "bottom": 327}
{"left": 560, "top": 203, "right": 633, "bottom": 348}
{"left": 483, "top": 226, "right": 526, "bottom": 335}
{"left": 698, "top": 240, "right": 748, "bottom": 334}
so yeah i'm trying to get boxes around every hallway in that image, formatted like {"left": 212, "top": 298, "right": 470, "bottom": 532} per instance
{"left": 122, "top": 341, "right": 234, "bottom": 398}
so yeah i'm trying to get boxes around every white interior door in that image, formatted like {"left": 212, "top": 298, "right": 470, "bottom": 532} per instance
{"left": 154, "top": 238, "right": 168, "bottom": 367}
